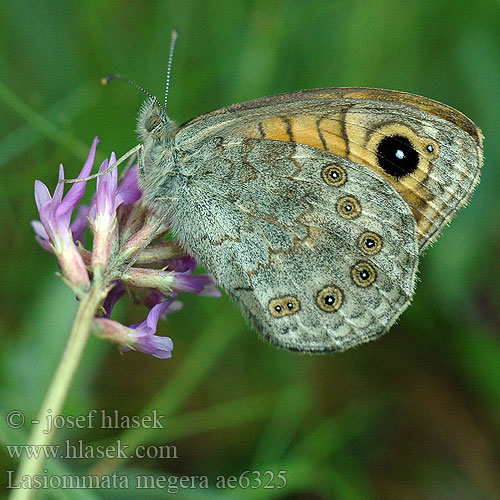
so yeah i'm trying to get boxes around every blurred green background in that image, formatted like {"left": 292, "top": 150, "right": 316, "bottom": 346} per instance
{"left": 0, "top": 0, "right": 499, "bottom": 498}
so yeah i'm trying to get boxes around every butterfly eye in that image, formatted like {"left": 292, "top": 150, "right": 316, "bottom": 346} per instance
{"left": 316, "top": 286, "right": 343, "bottom": 312}
{"left": 351, "top": 262, "right": 377, "bottom": 287}
{"left": 337, "top": 196, "right": 361, "bottom": 219}
{"left": 322, "top": 164, "right": 347, "bottom": 187}
{"left": 359, "top": 231, "right": 383, "bottom": 255}
{"left": 376, "top": 135, "right": 419, "bottom": 178}
{"left": 269, "top": 296, "right": 300, "bottom": 318}
{"left": 146, "top": 115, "right": 163, "bottom": 133}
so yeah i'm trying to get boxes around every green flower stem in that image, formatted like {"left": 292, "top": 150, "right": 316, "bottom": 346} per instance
{"left": 9, "top": 280, "right": 109, "bottom": 500}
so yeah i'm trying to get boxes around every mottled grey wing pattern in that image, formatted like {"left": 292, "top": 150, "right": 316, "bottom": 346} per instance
{"left": 170, "top": 136, "right": 419, "bottom": 352}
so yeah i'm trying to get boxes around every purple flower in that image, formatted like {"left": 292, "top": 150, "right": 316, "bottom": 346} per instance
{"left": 164, "top": 257, "right": 221, "bottom": 297}
{"left": 33, "top": 137, "right": 222, "bottom": 361}
{"left": 167, "top": 271, "right": 220, "bottom": 296}
{"left": 31, "top": 137, "right": 99, "bottom": 289}
{"left": 123, "top": 260, "right": 221, "bottom": 298}
{"left": 89, "top": 153, "right": 141, "bottom": 273}
{"left": 118, "top": 164, "right": 141, "bottom": 205}
{"left": 92, "top": 300, "right": 180, "bottom": 358}
{"left": 89, "top": 154, "right": 141, "bottom": 224}
{"left": 166, "top": 256, "right": 198, "bottom": 272}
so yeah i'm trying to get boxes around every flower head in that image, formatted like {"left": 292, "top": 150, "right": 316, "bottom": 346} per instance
{"left": 122, "top": 259, "right": 221, "bottom": 300}
{"left": 32, "top": 137, "right": 99, "bottom": 290}
{"left": 89, "top": 153, "right": 141, "bottom": 274}
{"left": 92, "top": 300, "right": 180, "bottom": 359}
{"left": 33, "top": 137, "right": 221, "bottom": 360}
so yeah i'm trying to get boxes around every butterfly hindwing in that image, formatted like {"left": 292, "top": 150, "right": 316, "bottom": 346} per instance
{"left": 169, "top": 136, "right": 419, "bottom": 352}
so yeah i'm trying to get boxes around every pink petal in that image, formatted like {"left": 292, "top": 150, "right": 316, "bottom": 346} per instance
{"left": 95, "top": 159, "right": 109, "bottom": 190}
{"left": 145, "top": 301, "right": 173, "bottom": 331}
{"left": 63, "top": 136, "right": 99, "bottom": 212}
{"left": 31, "top": 220, "right": 49, "bottom": 240}
{"left": 51, "top": 164, "right": 65, "bottom": 205}
{"left": 34, "top": 180, "right": 51, "bottom": 211}
{"left": 148, "top": 337, "right": 174, "bottom": 358}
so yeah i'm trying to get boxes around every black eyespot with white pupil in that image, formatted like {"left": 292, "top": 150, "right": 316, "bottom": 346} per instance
{"left": 337, "top": 196, "right": 361, "bottom": 219}
{"left": 316, "top": 286, "right": 343, "bottom": 312}
{"left": 359, "top": 231, "right": 382, "bottom": 255}
{"left": 377, "top": 135, "right": 419, "bottom": 178}
{"left": 351, "top": 262, "right": 377, "bottom": 287}
{"left": 322, "top": 164, "right": 347, "bottom": 187}
{"left": 269, "top": 296, "right": 300, "bottom": 318}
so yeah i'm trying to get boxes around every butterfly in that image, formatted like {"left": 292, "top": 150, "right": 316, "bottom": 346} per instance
{"left": 132, "top": 83, "right": 483, "bottom": 353}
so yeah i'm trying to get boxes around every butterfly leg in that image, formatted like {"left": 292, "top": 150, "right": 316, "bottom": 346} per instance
{"left": 64, "top": 143, "right": 143, "bottom": 184}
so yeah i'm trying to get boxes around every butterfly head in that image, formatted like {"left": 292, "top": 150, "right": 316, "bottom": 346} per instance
{"left": 137, "top": 97, "right": 178, "bottom": 145}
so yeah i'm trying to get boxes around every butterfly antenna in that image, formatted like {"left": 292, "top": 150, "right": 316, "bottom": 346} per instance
{"left": 101, "top": 73, "right": 159, "bottom": 105}
{"left": 163, "top": 28, "right": 179, "bottom": 115}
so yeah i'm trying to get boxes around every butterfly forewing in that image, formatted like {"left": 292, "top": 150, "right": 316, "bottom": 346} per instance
{"left": 176, "top": 88, "right": 483, "bottom": 251}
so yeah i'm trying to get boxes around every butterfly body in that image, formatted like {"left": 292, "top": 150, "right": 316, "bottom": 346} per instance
{"left": 136, "top": 88, "right": 483, "bottom": 352}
